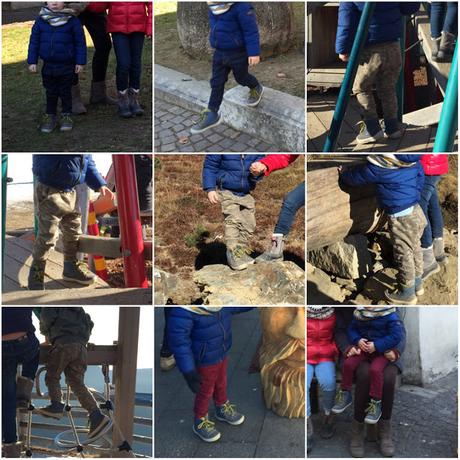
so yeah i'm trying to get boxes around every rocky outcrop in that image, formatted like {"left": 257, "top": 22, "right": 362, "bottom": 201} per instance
{"left": 154, "top": 269, "right": 200, "bottom": 305}
{"left": 307, "top": 263, "right": 345, "bottom": 304}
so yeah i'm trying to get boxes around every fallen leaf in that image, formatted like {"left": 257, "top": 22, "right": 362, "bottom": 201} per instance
{"left": 178, "top": 136, "right": 190, "bottom": 145}
{"left": 277, "top": 72, "right": 287, "bottom": 78}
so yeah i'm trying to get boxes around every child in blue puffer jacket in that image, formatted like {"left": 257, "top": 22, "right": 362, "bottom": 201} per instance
{"left": 28, "top": 2, "right": 87, "bottom": 134}
{"left": 191, "top": 2, "right": 264, "bottom": 134}
{"left": 339, "top": 154, "right": 426, "bottom": 305}
{"left": 335, "top": 2, "right": 420, "bottom": 144}
{"left": 203, "top": 154, "right": 264, "bottom": 270}
{"left": 167, "top": 307, "right": 254, "bottom": 443}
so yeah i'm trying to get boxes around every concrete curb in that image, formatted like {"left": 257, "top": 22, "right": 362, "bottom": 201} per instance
{"left": 154, "top": 64, "right": 305, "bottom": 152}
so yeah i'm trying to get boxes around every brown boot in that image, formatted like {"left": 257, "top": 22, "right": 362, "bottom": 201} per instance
{"left": 72, "top": 83, "right": 87, "bottom": 114}
{"left": 90, "top": 80, "right": 117, "bottom": 105}
{"left": 320, "top": 413, "right": 335, "bottom": 439}
{"left": 378, "top": 419, "right": 395, "bottom": 457}
{"left": 350, "top": 419, "right": 365, "bottom": 458}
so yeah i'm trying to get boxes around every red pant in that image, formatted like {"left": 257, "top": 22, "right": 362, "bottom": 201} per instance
{"left": 341, "top": 353, "right": 389, "bottom": 400}
{"left": 194, "top": 357, "right": 228, "bottom": 419}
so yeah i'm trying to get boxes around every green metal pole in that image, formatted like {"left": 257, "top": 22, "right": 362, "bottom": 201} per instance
{"left": 2, "top": 155, "right": 8, "bottom": 273}
{"left": 323, "top": 2, "right": 376, "bottom": 152}
{"left": 433, "top": 41, "right": 458, "bottom": 152}
{"left": 396, "top": 20, "right": 406, "bottom": 122}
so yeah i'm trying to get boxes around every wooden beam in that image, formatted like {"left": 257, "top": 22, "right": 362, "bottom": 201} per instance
{"left": 113, "top": 307, "right": 140, "bottom": 448}
{"left": 77, "top": 235, "right": 152, "bottom": 260}
{"left": 307, "top": 158, "right": 385, "bottom": 250}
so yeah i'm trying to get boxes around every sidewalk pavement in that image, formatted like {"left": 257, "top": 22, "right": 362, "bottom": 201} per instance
{"left": 154, "top": 307, "right": 305, "bottom": 458}
{"left": 309, "top": 371, "right": 458, "bottom": 458}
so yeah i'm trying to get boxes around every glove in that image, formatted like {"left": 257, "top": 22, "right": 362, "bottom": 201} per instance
{"left": 183, "top": 370, "right": 202, "bottom": 394}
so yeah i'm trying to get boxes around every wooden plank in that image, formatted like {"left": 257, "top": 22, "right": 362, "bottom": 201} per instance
{"left": 403, "top": 103, "right": 443, "bottom": 126}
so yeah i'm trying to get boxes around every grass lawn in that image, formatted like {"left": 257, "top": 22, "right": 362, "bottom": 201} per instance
{"left": 154, "top": 2, "right": 305, "bottom": 98}
{"left": 2, "top": 21, "right": 152, "bottom": 152}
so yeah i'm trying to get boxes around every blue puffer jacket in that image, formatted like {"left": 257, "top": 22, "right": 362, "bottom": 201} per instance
{"left": 27, "top": 16, "right": 87, "bottom": 74}
{"left": 340, "top": 155, "right": 425, "bottom": 215}
{"left": 335, "top": 2, "right": 421, "bottom": 54}
{"left": 209, "top": 2, "right": 260, "bottom": 57}
{"left": 348, "top": 312, "right": 405, "bottom": 354}
{"left": 32, "top": 155, "right": 106, "bottom": 192}
{"left": 167, "top": 307, "right": 254, "bottom": 374}
{"left": 203, "top": 154, "right": 265, "bottom": 196}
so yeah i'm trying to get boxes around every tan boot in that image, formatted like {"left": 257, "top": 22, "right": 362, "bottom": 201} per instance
{"left": 90, "top": 81, "right": 117, "bottom": 105}
{"left": 16, "top": 376, "right": 34, "bottom": 409}
{"left": 2, "top": 442, "right": 22, "bottom": 458}
{"left": 350, "top": 419, "right": 365, "bottom": 457}
{"left": 72, "top": 83, "right": 87, "bottom": 114}
{"left": 378, "top": 419, "right": 395, "bottom": 457}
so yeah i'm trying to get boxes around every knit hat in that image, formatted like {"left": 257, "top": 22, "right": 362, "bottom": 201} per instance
{"left": 354, "top": 306, "right": 396, "bottom": 321}
{"left": 307, "top": 306, "right": 334, "bottom": 319}
{"left": 367, "top": 154, "right": 416, "bottom": 169}
{"left": 207, "top": 2, "right": 235, "bottom": 15}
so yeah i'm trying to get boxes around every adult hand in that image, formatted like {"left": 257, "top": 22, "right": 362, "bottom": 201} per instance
{"left": 207, "top": 191, "right": 219, "bottom": 204}
{"left": 99, "top": 186, "right": 114, "bottom": 200}
{"left": 29, "top": 64, "right": 37, "bottom": 73}
{"left": 339, "top": 53, "right": 349, "bottom": 62}
{"left": 75, "top": 64, "right": 84, "bottom": 74}
{"left": 384, "top": 350, "right": 397, "bottom": 362}
{"left": 248, "top": 56, "right": 260, "bottom": 66}
{"left": 183, "top": 370, "right": 202, "bottom": 394}
{"left": 347, "top": 346, "right": 361, "bottom": 357}
{"left": 249, "top": 161, "right": 267, "bottom": 176}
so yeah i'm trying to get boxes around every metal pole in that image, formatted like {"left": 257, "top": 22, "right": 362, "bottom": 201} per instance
{"left": 433, "top": 42, "right": 458, "bottom": 152}
{"left": 2, "top": 155, "right": 7, "bottom": 272}
{"left": 323, "top": 2, "right": 376, "bottom": 152}
{"left": 396, "top": 20, "right": 406, "bottom": 121}
{"left": 112, "top": 155, "right": 148, "bottom": 288}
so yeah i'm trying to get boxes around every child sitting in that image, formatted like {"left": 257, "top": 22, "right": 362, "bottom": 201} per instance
{"left": 37, "top": 307, "right": 110, "bottom": 440}
{"left": 167, "top": 307, "right": 253, "bottom": 442}
{"left": 202, "top": 154, "right": 264, "bottom": 270}
{"left": 332, "top": 307, "right": 404, "bottom": 424}
{"left": 307, "top": 307, "right": 338, "bottom": 454}
{"left": 340, "top": 154, "right": 426, "bottom": 305}
{"left": 27, "top": 1, "right": 87, "bottom": 133}
{"left": 335, "top": 2, "right": 420, "bottom": 143}
{"left": 191, "top": 2, "right": 264, "bottom": 134}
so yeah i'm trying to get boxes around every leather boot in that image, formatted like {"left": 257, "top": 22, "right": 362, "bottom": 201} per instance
{"left": 378, "top": 419, "right": 395, "bottom": 457}
{"left": 350, "top": 419, "right": 365, "bottom": 458}
{"left": 90, "top": 80, "right": 117, "bottom": 105}
{"left": 118, "top": 90, "right": 133, "bottom": 118}
{"left": 71, "top": 83, "right": 87, "bottom": 114}
{"left": 129, "top": 88, "right": 144, "bottom": 116}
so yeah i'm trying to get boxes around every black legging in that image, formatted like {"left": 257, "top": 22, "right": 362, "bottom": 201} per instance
{"left": 354, "top": 362, "right": 399, "bottom": 422}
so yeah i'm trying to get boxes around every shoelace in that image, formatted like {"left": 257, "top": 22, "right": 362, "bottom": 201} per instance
{"left": 197, "top": 417, "right": 216, "bottom": 432}
{"left": 198, "top": 109, "right": 211, "bottom": 122}
{"left": 358, "top": 120, "right": 366, "bottom": 134}
{"left": 75, "top": 261, "right": 91, "bottom": 275}
{"left": 32, "top": 269, "right": 44, "bottom": 281}
{"left": 366, "top": 400, "right": 378, "bottom": 415}
{"left": 220, "top": 401, "right": 236, "bottom": 416}
{"left": 232, "top": 245, "right": 252, "bottom": 258}
{"left": 249, "top": 87, "right": 259, "bottom": 98}
{"left": 61, "top": 115, "right": 72, "bottom": 124}
{"left": 335, "top": 390, "right": 346, "bottom": 404}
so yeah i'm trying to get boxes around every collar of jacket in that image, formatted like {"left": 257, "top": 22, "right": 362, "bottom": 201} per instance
{"left": 354, "top": 307, "right": 396, "bottom": 320}
{"left": 367, "top": 154, "right": 416, "bottom": 169}
{"left": 180, "top": 307, "right": 223, "bottom": 315}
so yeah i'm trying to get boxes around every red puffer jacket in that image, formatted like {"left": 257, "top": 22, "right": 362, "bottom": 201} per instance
{"left": 260, "top": 154, "right": 299, "bottom": 176}
{"left": 87, "top": 2, "right": 152, "bottom": 36}
{"left": 307, "top": 314, "right": 338, "bottom": 365}
{"left": 421, "top": 154, "right": 448, "bottom": 176}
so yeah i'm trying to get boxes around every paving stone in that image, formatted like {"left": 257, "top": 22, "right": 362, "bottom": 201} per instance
{"left": 161, "top": 143, "right": 176, "bottom": 152}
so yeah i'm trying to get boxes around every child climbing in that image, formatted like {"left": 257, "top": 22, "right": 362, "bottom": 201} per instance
{"left": 430, "top": 2, "right": 458, "bottom": 62}
{"left": 202, "top": 154, "right": 265, "bottom": 270}
{"left": 27, "top": 1, "right": 87, "bottom": 133}
{"left": 332, "top": 307, "right": 404, "bottom": 425}
{"left": 167, "top": 307, "right": 253, "bottom": 442}
{"left": 339, "top": 154, "right": 426, "bottom": 305}
{"left": 36, "top": 307, "right": 110, "bottom": 440}
{"left": 191, "top": 2, "right": 264, "bottom": 134}
{"left": 307, "top": 307, "right": 338, "bottom": 454}
{"left": 335, "top": 2, "right": 420, "bottom": 144}
{"left": 28, "top": 155, "right": 114, "bottom": 290}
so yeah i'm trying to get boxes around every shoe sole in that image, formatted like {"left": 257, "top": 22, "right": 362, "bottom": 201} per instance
{"left": 190, "top": 116, "right": 222, "bottom": 135}
{"left": 87, "top": 418, "right": 111, "bottom": 441}
{"left": 215, "top": 414, "right": 245, "bottom": 426}
{"left": 247, "top": 87, "right": 265, "bottom": 107}
{"left": 40, "top": 128, "right": 55, "bottom": 134}
{"left": 331, "top": 401, "right": 352, "bottom": 414}
{"left": 192, "top": 426, "right": 221, "bottom": 442}
{"left": 364, "top": 414, "right": 382, "bottom": 425}
{"left": 62, "top": 276, "right": 96, "bottom": 285}
{"left": 35, "top": 409, "right": 63, "bottom": 420}
{"left": 421, "top": 264, "right": 441, "bottom": 281}
{"left": 60, "top": 127, "right": 73, "bottom": 132}
{"left": 384, "top": 130, "right": 403, "bottom": 139}
{"left": 355, "top": 132, "right": 385, "bottom": 145}
{"left": 384, "top": 292, "right": 417, "bottom": 305}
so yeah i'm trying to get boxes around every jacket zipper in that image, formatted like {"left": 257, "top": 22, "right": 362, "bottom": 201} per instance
{"left": 217, "top": 312, "right": 227, "bottom": 354}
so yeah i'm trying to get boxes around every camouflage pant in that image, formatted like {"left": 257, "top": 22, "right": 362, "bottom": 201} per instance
{"left": 388, "top": 204, "right": 427, "bottom": 286}
{"left": 45, "top": 342, "right": 98, "bottom": 413}
{"left": 217, "top": 189, "right": 256, "bottom": 250}
{"left": 32, "top": 182, "right": 82, "bottom": 262}
{"left": 353, "top": 41, "right": 402, "bottom": 120}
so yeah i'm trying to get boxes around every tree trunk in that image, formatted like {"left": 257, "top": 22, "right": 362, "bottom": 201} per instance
{"left": 307, "top": 159, "right": 386, "bottom": 250}
{"left": 176, "top": 2, "right": 296, "bottom": 60}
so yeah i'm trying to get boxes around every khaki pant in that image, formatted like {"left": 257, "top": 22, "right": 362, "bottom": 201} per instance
{"left": 388, "top": 204, "right": 427, "bottom": 286}
{"left": 353, "top": 41, "right": 402, "bottom": 120}
{"left": 218, "top": 189, "right": 256, "bottom": 250}
{"left": 45, "top": 342, "right": 98, "bottom": 413}
{"left": 32, "top": 182, "right": 82, "bottom": 262}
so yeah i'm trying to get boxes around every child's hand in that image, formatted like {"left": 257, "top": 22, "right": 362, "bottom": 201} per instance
{"left": 347, "top": 346, "right": 361, "bottom": 357}
{"left": 358, "top": 338, "right": 368, "bottom": 351}
{"left": 248, "top": 56, "right": 260, "bottom": 66}
{"left": 384, "top": 350, "right": 397, "bottom": 362}
{"left": 337, "top": 165, "right": 343, "bottom": 173}
{"left": 75, "top": 64, "right": 84, "bottom": 74}
{"left": 339, "top": 54, "right": 349, "bottom": 62}
{"left": 29, "top": 64, "right": 37, "bottom": 73}
{"left": 207, "top": 191, "right": 219, "bottom": 204}
{"left": 249, "top": 161, "right": 267, "bottom": 176}
{"left": 99, "top": 186, "right": 114, "bottom": 200}
{"left": 366, "top": 341, "right": 376, "bottom": 353}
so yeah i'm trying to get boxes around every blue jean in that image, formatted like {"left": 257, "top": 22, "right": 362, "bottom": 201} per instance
{"left": 2, "top": 333, "right": 40, "bottom": 443}
{"left": 112, "top": 32, "right": 145, "bottom": 91}
{"left": 430, "top": 2, "right": 458, "bottom": 38}
{"left": 208, "top": 49, "right": 260, "bottom": 112}
{"left": 307, "top": 361, "right": 336, "bottom": 417}
{"left": 419, "top": 175, "right": 444, "bottom": 248}
{"left": 274, "top": 182, "right": 305, "bottom": 235}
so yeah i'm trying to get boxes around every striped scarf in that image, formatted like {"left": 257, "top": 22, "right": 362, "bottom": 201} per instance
{"left": 39, "top": 7, "right": 74, "bottom": 26}
{"left": 207, "top": 2, "right": 235, "bottom": 15}
{"left": 307, "top": 307, "right": 334, "bottom": 319}
{"left": 354, "top": 307, "right": 396, "bottom": 321}
{"left": 367, "top": 154, "right": 416, "bottom": 170}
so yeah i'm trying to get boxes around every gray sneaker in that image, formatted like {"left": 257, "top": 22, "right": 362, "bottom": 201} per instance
{"left": 226, "top": 245, "right": 254, "bottom": 270}
{"left": 255, "top": 233, "right": 284, "bottom": 263}
{"left": 332, "top": 389, "right": 352, "bottom": 414}
{"left": 364, "top": 399, "right": 382, "bottom": 424}
{"left": 40, "top": 114, "right": 57, "bottom": 133}
{"left": 193, "top": 415, "right": 221, "bottom": 443}
{"left": 63, "top": 260, "right": 97, "bottom": 285}
{"left": 247, "top": 84, "right": 264, "bottom": 107}
{"left": 60, "top": 113, "right": 74, "bottom": 132}
{"left": 36, "top": 401, "right": 65, "bottom": 419}
{"left": 215, "top": 400, "right": 244, "bottom": 425}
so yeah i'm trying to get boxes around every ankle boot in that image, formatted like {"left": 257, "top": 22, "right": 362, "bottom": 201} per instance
{"left": 438, "top": 31, "right": 456, "bottom": 62}
{"left": 320, "top": 413, "right": 335, "bottom": 439}
{"left": 16, "top": 376, "right": 34, "bottom": 409}
{"left": 118, "top": 90, "right": 133, "bottom": 118}
{"left": 129, "top": 88, "right": 144, "bottom": 116}
{"left": 422, "top": 246, "right": 440, "bottom": 280}
{"left": 71, "top": 83, "right": 87, "bottom": 115}
{"left": 433, "top": 237, "right": 448, "bottom": 264}
{"left": 378, "top": 419, "right": 395, "bottom": 457}
{"left": 350, "top": 419, "right": 365, "bottom": 458}
{"left": 90, "top": 81, "right": 117, "bottom": 105}
{"left": 255, "top": 233, "right": 284, "bottom": 263}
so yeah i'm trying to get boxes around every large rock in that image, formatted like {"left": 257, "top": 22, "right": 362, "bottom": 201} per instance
{"left": 154, "top": 269, "right": 200, "bottom": 305}
{"left": 307, "top": 262, "right": 345, "bottom": 305}
{"left": 308, "top": 235, "right": 372, "bottom": 279}
{"left": 193, "top": 261, "right": 304, "bottom": 305}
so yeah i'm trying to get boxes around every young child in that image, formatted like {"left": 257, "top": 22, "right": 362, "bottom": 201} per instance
{"left": 28, "top": 155, "right": 114, "bottom": 290}
{"left": 332, "top": 307, "right": 404, "bottom": 424}
{"left": 86, "top": 2, "right": 152, "bottom": 118}
{"left": 340, "top": 154, "right": 426, "bottom": 305}
{"left": 27, "top": 1, "right": 87, "bottom": 133}
{"left": 37, "top": 307, "right": 110, "bottom": 439}
{"left": 202, "top": 154, "right": 264, "bottom": 270}
{"left": 167, "top": 307, "right": 253, "bottom": 442}
{"left": 191, "top": 2, "right": 264, "bottom": 134}
{"left": 335, "top": 2, "right": 420, "bottom": 143}
{"left": 307, "top": 307, "right": 338, "bottom": 454}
